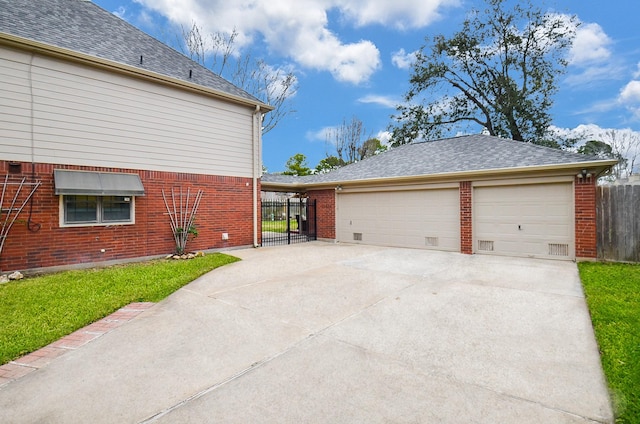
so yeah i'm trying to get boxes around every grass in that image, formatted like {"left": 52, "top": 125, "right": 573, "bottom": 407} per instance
{"left": 578, "top": 261, "right": 640, "bottom": 424}
{"left": 262, "top": 218, "right": 298, "bottom": 233}
{"left": 0, "top": 253, "right": 239, "bottom": 365}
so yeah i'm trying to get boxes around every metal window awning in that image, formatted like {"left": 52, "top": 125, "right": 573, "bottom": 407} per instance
{"left": 54, "top": 170, "right": 145, "bottom": 196}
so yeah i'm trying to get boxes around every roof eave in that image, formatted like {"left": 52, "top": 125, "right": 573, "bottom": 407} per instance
{"left": 261, "top": 159, "right": 618, "bottom": 191}
{"left": 0, "top": 32, "right": 274, "bottom": 112}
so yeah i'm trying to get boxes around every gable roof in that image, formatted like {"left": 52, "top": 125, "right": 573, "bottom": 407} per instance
{"left": 263, "top": 134, "right": 617, "bottom": 188}
{"left": 0, "top": 0, "right": 270, "bottom": 110}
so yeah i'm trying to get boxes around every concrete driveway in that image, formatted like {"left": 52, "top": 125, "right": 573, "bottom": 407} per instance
{"left": 0, "top": 242, "right": 612, "bottom": 423}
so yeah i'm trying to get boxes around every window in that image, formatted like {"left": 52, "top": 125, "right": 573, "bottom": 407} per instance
{"left": 62, "top": 195, "right": 134, "bottom": 225}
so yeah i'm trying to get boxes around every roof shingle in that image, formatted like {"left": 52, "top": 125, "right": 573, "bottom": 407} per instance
{"left": 263, "top": 134, "right": 611, "bottom": 184}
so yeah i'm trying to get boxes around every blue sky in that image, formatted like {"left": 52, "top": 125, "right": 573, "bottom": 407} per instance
{"left": 92, "top": 0, "right": 640, "bottom": 173}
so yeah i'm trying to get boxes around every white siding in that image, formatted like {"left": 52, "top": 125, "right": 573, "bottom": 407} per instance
{"left": 0, "top": 48, "right": 32, "bottom": 161}
{"left": 0, "top": 46, "right": 256, "bottom": 177}
{"left": 337, "top": 188, "right": 460, "bottom": 251}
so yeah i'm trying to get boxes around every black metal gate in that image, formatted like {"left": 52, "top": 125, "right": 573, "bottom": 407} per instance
{"left": 261, "top": 198, "right": 316, "bottom": 246}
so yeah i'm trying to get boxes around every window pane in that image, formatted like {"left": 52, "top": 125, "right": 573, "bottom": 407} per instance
{"left": 102, "top": 196, "right": 132, "bottom": 222}
{"left": 65, "top": 195, "right": 97, "bottom": 223}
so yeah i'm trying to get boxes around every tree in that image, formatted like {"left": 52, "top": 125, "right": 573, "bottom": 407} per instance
{"left": 359, "top": 138, "right": 387, "bottom": 159}
{"left": 315, "top": 155, "right": 346, "bottom": 174}
{"left": 326, "top": 116, "right": 366, "bottom": 164}
{"left": 283, "top": 153, "right": 312, "bottom": 176}
{"left": 322, "top": 116, "right": 386, "bottom": 165}
{"left": 595, "top": 130, "right": 640, "bottom": 179}
{"left": 391, "top": 0, "right": 576, "bottom": 147}
{"left": 577, "top": 140, "right": 614, "bottom": 158}
{"left": 180, "top": 23, "right": 297, "bottom": 134}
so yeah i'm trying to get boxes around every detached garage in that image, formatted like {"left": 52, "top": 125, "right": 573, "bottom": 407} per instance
{"left": 262, "top": 135, "right": 616, "bottom": 261}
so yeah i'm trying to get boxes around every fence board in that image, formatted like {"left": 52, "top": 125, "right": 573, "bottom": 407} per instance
{"left": 597, "top": 184, "right": 640, "bottom": 262}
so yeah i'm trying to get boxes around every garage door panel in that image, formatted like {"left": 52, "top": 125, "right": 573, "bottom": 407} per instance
{"left": 474, "top": 183, "right": 574, "bottom": 259}
{"left": 337, "top": 189, "right": 460, "bottom": 251}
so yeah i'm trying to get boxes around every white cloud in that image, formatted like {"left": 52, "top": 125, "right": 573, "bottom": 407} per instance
{"left": 568, "top": 22, "right": 612, "bottom": 65}
{"left": 133, "top": 0, "right": 458, "bottom": 84}
{"left": 620, "top": 80, "right": 640, "bottom": 103}
{"left": 619, "top": 81, "right": 640, "bottom": 120}
{"left": 391, "top": 48, "right": 417, "bottom": 70}
{"left": 564, "top": 64, "right": 623, "bottom": 88}
{"left": 376, "top": 130, "right": 392, "bottom": 145}
{"left": 549, "top": 124, "right": 595, "bottom": 144}
{"left": 551, "top": 124, "right": 640, "bottom": 176}
{"left": 306, "top": 126, "right": 335, "bottom": 143}
{"left": 357, "top": 94, "right": 399, "bottom": 108}
{"left": 137, "top": 9, "right": 156, "bottom": 27}
{"left": 113, "top": 6, "right": 127, "bottom": 19}
{"left": 337, "top": 0, "right": 460, "bottom": 30}
{"left": 551, "top": 124, "right": 640, "bottom": 146}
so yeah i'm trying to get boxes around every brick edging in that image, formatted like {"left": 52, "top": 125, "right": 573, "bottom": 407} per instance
{"left": 0, "top": 302, "right": 154, "bottom": 387}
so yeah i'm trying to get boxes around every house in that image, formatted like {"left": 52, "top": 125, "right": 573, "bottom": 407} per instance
{"left": 0, "top": 0, "right": 272, "bottom": 272}
{"left": 262, "top": 135, "right": 617, "bottom": 260}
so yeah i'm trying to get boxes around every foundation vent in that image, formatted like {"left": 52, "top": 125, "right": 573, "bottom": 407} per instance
{"left": 425, "top": 237, "right": 439, "bottom": 247}
{"left": 548, "top": 243, "right": 569, "bottom": 256}
{"left": 353, "top": 232, "right": 363, "bottom": 241}
{"left": 478, "top": 240, "right": 494, "bottom": 251}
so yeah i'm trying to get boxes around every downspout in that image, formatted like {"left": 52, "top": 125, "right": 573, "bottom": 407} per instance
{"left": 252, "top": 105, "right": 262, "bottom": 247}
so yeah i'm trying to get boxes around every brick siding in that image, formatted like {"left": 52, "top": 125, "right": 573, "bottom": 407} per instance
{"left": 0, "top": 161, "right": 256, "bottom": 272}
{"left": 307, "top": 189, "right": 336, "bottom": 239}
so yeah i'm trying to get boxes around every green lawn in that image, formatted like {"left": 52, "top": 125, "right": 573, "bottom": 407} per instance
{"left": 0, "top": 253, "right": 239, "bottom": 365}
{"left": 262, "top": 218, "right": 298, "bottom": 233}
{"left": 578, "top": 262, "right": 640, "bottom": 424}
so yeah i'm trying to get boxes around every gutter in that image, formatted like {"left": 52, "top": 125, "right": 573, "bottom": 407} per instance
{"left": 0, "top": 32, "right": 274, "bottom": 112}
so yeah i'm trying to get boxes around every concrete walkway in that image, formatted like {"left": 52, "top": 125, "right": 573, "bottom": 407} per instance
{"left": 0, "top": 242, "right": 613, "bottom": 423}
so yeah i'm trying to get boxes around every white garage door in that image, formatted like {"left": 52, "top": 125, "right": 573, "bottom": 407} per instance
{"left": 337, "top": 189, "right": 460, "bottom": 251}
{"left": 473, "top": 183, "right": 574, "bottom": 259}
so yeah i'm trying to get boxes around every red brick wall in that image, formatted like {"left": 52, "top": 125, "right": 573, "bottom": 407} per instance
{"left": 0, "top": 161, "right": 256, "bottom": 272}
{"left": 574, "top": 176, "right": 597, "bottom": 259}
{"left": 459, "top": 181, "right": 473, "bottom": 254}
{"left": 307, "top": 189, "right": 336, "bottom": 239}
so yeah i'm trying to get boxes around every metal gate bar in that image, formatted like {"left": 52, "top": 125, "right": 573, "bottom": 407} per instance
{"left": 261, "top": 198, "right": 316, "bottom": 246}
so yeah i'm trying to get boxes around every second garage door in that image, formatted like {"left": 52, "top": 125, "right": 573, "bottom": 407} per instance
{"left": 473, "top": 183, "right": 574, "bottom": 259}
{"left": 336, "top": 188, "right": 460, "bottom": 251}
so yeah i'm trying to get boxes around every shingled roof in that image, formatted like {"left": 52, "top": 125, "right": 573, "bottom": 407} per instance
{"left": 263, "top": 134, "right": 616, "bottom": 185}
{"left": 0, "top": 0, "right": 265, "bottom": 106}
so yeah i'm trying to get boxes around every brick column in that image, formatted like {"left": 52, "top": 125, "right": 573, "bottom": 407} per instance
{"left": 575, "top": 176, "right": 597, "bottom": 259}
{"left": 460, "top": 181, "right": 473, "bottom": 254}
{"left": 307, "top": 189, "right": 336, "bottom": 240}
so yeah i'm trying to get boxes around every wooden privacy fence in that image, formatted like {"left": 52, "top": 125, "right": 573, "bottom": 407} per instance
{"left": 597, "top": 184, "right": 640, "bottom": 262}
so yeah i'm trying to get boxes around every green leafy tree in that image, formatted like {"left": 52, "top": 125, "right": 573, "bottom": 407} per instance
{"left": 578, "top": 140, "right": 614, "bottom": 158}
{"left": 315, "top": 155, "right": 346, "bottom": 174}
{"left": 359, "top": 138, "right": 387, "bottom": 159}
{"left": 283, "top": 153, "right": 312, "bottom": 176}
{"left": 391, "top": 0, "right": 576, "bottom": 147}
